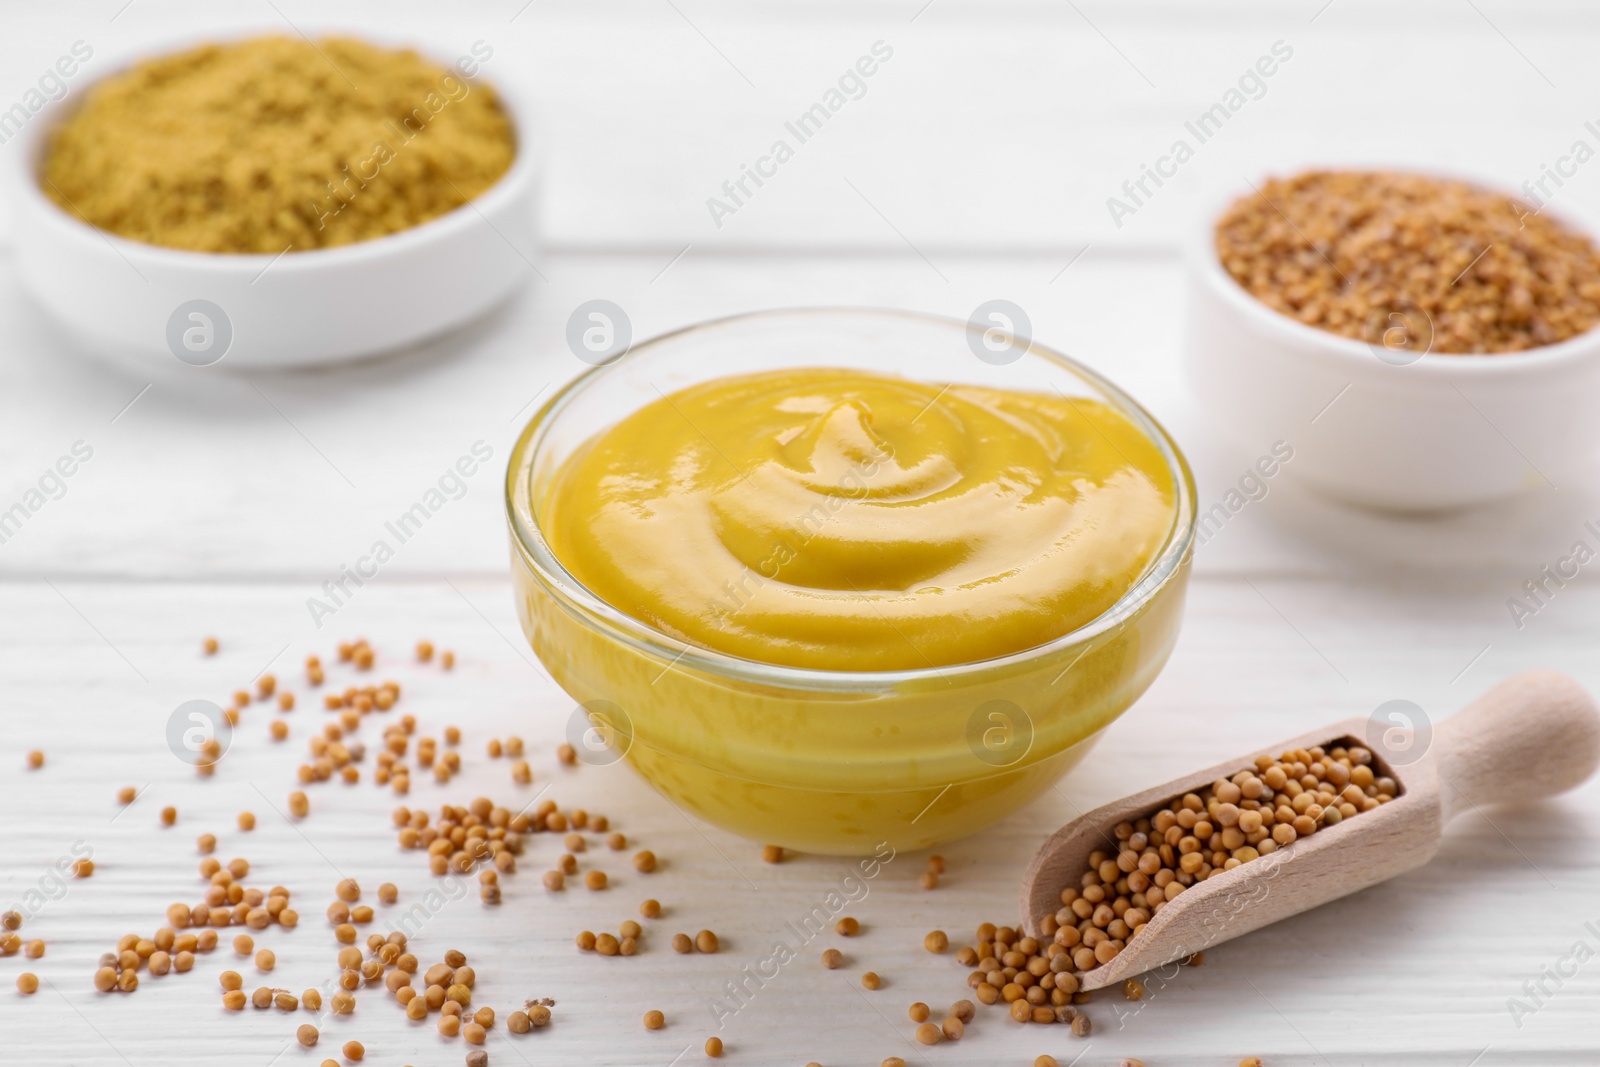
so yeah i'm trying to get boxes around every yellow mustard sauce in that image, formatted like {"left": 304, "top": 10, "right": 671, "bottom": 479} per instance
{"left": 541, "top": 368, "right": 1177, "bottom": 671}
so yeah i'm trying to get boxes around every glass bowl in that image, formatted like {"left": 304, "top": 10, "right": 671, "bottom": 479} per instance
{"left": 506, "top": 308, "right": 1195, "bottom": 855}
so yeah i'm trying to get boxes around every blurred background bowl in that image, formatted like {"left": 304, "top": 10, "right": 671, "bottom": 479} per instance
{"left": 1184, "top": 172, "right": 1600, "bottom": 512}
{"left": 3, "top": 29, "right": 540, "bottom": 371}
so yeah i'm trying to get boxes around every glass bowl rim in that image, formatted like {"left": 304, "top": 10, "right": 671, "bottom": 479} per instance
{"left": 505, "top": 305, "right": 1197, "bottom": 691}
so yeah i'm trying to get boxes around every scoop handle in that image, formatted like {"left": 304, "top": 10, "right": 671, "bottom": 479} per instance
{"left": 1434, "top": 670, "right": 1600, "bottom": 820}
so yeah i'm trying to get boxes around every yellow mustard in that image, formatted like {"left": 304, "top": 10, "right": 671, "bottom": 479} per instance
{"left": 541, "top": 368, "right": 1176, "bottom": 670}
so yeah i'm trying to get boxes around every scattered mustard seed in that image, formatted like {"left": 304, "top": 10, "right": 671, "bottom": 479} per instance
{"left": 644, "top": 1009, "right": 665, "bottom": 1030}
{"left": 705, "top": 1037, "right": 723, "bottom": 1058}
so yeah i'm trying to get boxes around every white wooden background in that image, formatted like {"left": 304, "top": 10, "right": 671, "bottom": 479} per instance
{"left": 4, "top": 2, "right": 1600, "bottom": 1064}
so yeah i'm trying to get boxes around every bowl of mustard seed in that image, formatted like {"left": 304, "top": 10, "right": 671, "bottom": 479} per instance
{"left": 1185, "top": 168, "right": 1600, "bottom": 511}
{"left": 5, "top": 31, "right": 539, "bottom": 369}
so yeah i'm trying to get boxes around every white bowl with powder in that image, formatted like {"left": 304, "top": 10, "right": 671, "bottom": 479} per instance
{"left": 3, "top": 30, "right": 540, "bottom": 371}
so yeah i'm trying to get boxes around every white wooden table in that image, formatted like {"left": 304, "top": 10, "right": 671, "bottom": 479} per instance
{"left": 4, "top": 3, "right": 1600, "bottom": 1064}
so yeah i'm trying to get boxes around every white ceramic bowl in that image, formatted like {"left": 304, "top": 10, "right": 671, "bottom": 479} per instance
{"left": 4, "top": 31, "right": 539, "bottom": 370}
{"left": 1184, "top": 174, "right": 1600, "bottom": 511}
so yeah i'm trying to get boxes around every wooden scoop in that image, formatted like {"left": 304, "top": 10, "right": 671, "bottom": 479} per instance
{"left": 1020, "top": 670, "right": 1600, "bottom": 990}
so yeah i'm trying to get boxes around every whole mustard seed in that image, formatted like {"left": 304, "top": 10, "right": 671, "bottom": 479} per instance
{"left": 633, "top": 850, "right": 658, "bottom": 873}
{"left": 296, "top": 1024, "right": 319, "bottom": 1047}
{"left": 1216, "top": 170, "right": 1600, "bottom": 354}
{"left": 821, "top": 949, "right": 843, "bottom": 969}
{"left": 672, "top": 933, "right": 693, "bottom": 954}
{"left": 696, "top": 930, "right": 719, "bottom": 954}
{"left": 237, "top": 812, "right": 256, "bottom": 832}
{"left": 17, "top": 973, "right": 39, "bottom": 994}
{"left": 640, "top": 898, "right": 661, "bottom": 919}
{"left": 861, "top": 971, "right": 880, "bottom": 990}
{"left": 705, "top": 1037, "right": 723, "bottom": 1058}
{"left": 508, "top": 1011, "right": 532, "bottom": 1034}
{"left": 26, "top": 750, "right": 44, "bottom": 769}
{"left": 584, "top": 871, "right": 607, "bottom": 891}
{"left": 924, "top": 930, "right": 948, "bottom": 953}
{"left": 644, "top": 1009, "right": 665, "bottom": 1030}
{"left": 909, "top": 1003, "right": 930, "bottom": 1023}
{"left": 342, "top": 1041, "right": 364, "bottom": 1060}
{"left": 835, "top": 917, "right": 860, "bottom": 936}
{"left": 160, "top": 806, "right": 177, "bottom": 826}
{"left": 914, "top": 1022, "right": 942, "bottom": 1045}
{"left": 761, "top": 844, "right": 784, "bottom": 863}
{"left": 223, "top": 989, "right": 247, "bottom": 1009}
